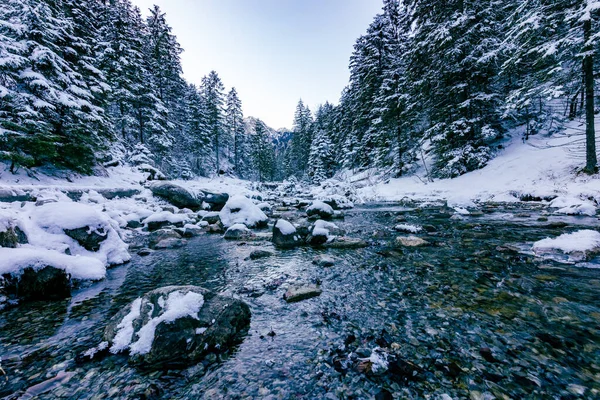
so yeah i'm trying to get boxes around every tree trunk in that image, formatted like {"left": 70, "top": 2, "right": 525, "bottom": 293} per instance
{"left": 583, "top": 18, "right": 597, "bottom": 174}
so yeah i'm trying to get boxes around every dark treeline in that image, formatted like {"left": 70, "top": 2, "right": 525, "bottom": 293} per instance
{"left": 1, "top": 0, "right": 598, "bottom": 182}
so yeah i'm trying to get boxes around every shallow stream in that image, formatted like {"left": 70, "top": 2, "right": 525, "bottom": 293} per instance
{"left": 1, "top": 202, "right": 599, "bottom": 399}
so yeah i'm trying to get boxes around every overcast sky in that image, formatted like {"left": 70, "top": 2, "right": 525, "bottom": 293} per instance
{"left": 130, "top": 0, "right": 382, "bottom": 129}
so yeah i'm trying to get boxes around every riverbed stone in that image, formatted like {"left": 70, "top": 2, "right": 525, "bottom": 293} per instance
{"left": 153, "top": 238, "right": 186, "bottom": 249}
{"left": 224, "top": 224, "right": 255, "bottom": 240}
{"left": 201, "top": 212, "right": 221, "bottom": 225}
{"left": 395, "top": 236, "right": 430, "bottom": 247}
{"left": 324, "top": 237, "right": 368, "bottom": 249}
{"left": 312, "top": 255, "right": 335, "bottom": 267}
{"left": 149, "top": 229, "right": 182, "bottom": 249}
{"left": 149, "top": 181, "right": 202, "bottom": 210}
{"left": 248, "top": 249, "right": 273, "bottom": 260}
{"left": 103, "top": 285, "right": 251, "bottom": 368}
{"left": 283, "top": 284, "right": 322, "bottom": 303}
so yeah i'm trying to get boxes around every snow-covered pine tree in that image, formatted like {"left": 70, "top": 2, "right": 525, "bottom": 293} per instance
{"left": 250, "top": 118, "right": 275, "bottom": 182}
{"left": 225, "top": 87, "right": 244, "bottom": 176}
{"left": 0, "top": 0, "right": 108, "bottom": 172}
{"left": 201, "top": 70, "right": 226, "bottom": 174}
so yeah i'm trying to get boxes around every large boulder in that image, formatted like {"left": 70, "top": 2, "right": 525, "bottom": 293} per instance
{"left": 104, "top": 286, "right": 251, "bottom": 368}
{"left": 219, "top": 195, "right": 268, "bottom": 229}
{"left": 149, "top": 181, "right": 202, "bottom": 210}
{"left": 306, "top": 201, "right": 334, "bottom": 220}
{"left": 3, "top": 266, "right": 70, "bottom": 301}
{"left": 200, "top": 191, "right": 229, "bottom": 211}
{"left": 272, "top": 219, "right": 301, "bottom": 249}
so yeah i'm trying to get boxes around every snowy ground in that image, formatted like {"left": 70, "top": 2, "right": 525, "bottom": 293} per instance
{"left": 317, "top": 120, "right": 600, "bottom": 211}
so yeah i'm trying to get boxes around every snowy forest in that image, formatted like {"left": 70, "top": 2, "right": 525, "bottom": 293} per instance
{"left": 1, "top": 0, "right": 598, "bottom": 182}
{"left": 2, "top": 1, "right": 600, "bottom": 398}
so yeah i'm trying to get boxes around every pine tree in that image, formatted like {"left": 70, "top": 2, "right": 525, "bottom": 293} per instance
{"left": 225, "top": 87, "right": 244, "bottom": 175}
{"left": 201, "top": 70, "right": 226, "bottom": 174}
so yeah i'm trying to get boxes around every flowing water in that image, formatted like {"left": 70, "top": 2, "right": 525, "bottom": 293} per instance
{"left": 1, "top": 202, "right": 600, "bottom": 399}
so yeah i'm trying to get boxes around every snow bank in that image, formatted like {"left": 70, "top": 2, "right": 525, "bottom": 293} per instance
{"left": 219, "top": 195, "right": 268, "bottom": 228}
{"left": 533, "top": 230, "right": 600, "bottom": 254}
{"left": 0, "top": 247, "right": 105, "bottom": 280}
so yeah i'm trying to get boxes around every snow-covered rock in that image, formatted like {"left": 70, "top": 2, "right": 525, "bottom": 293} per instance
{"left": 199, "top": 190, "right": 229, "bottom": 211}
{"left": 306, "top": 201, "right": 334, "bottom": 220}
{"left": 104, "top": 285, "right": 251, "bottom": 368}
{"left": 283, "top": 284, "right": 322, "bottom": 303}
{"left": 0, "top": 247, "right": 106, "bottom": 301}
{"left": 550, "top": 196, "right": 597, "bottom": 216}
{"left": 223, "top": 224, "right": 255, "bottom": 240}
{"left": 25, "top": 202, "right": 130, "bottom": 266}
{"left": 272, "top": 219, "right": 301, "bottom": 248}
{"left": 319, "top": 195, "right": 354, "bottom": 210}
{"left": 143, "top": 211, "right": 189, "bottom": 231}
{"left": 533, "top": 230, "right": 600, "bottom": 260}
{"left": 219, "top": 195, "right": 268, "bottom": 229}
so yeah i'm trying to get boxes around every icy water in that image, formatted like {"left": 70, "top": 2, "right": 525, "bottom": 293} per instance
{"left": 1, "top": 202, "right": 600, "bottom": 399}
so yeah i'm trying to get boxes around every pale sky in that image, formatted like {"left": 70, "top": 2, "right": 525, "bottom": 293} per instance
{"left": 131, "top": 0, "right": 383, "bottom": 129}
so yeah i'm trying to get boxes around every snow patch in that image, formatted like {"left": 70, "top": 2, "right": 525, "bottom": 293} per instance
{"left": 275, "top": 219, "right": 296, "bottom": 235}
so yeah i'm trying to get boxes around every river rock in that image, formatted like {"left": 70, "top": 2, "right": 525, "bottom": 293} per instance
{"left": 272, "top": 219, "right": 301, "bottom": 248}
{"left": 201, "top": 212, "right": 222, "bottom": 225}
{"left": 306, "top": 201, "right": 334, "bottom": 220}
{"left": 248, "top": 249, "right": 273, "bottom": 260}
{"left": 324, "top": 237, "right": 368, "bottom": 249}
{"left": 224, "top": 224, "right": 255, "bottom": 240}
{"left": 0, "top": 188, "right": 34, "bottom": 203}
{"left": 96, "top": 188, "right": 141, "bottom": 200}
{"left": 149, "top": 229, "right": 182, "bottom": 249}
{"left": 3, "top": 266, "right": 70, "bottom": 301}
{"left": 103, "top": 285, "right": 251, "bottom": 368}
{"left": 395, "top": 236, "right": 430, "bottom": 247}
{"left": 153, "top": 238, "right": 186, "bottom": 249}
{"left": 313, "top": 255, "right": 335, "bottom": 267}
{"left": 149, "top": 181, "right": 202, "bottom": 210}
{"left": 307, "top": 229, "right": 328, "bottom": 246}
{"left": 200, "top": 191, "right": 229, "bottom": 211}
{"left": 182, "top": 224, "right": 204, "bottom": 237}
{"left": 64, "top": 227, "right": 107, "bottom": 252}
{"left": 283, "top": 284, "right": 322, "bottom": 303}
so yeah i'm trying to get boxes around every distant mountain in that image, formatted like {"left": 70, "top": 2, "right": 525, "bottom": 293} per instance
{"left": 244, "top": 117, "right": 293, "bottom": 147}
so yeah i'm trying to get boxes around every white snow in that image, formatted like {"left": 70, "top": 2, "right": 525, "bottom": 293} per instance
{"left": 0, "top": 247, "right": 105, "bottom": 280}
{"left": 550, "top": 196, "right": 597, "bottom": 216}
{"left": 143, "top": 211, "right": 189, "bottom": 225}
{"left": 20, "top": 202, "right": 131, "bottom": 266}
{"left": 394, "top": 223, "right": 422, "bottom": 233}
{"left": 310, "top": 120, "right": 600, "bottom": 208}
{"left": 219, "top": 195, "right": 267, "bottom": 228}
{"left": 128, "top": 290, "right": 204, "bottom": 355}
{"left": 110, "top": 298, "right": 143, "bottom": 354}
{"left": 275, "top": 219, "right": 296, "bottom": 235}
{"left": 533, "top": 230, "right": 600, "bottom": 254}
{"left": 313, "top": 219, "right": 339, "bottom": 234}
{"left": 311, "top": 227, "right": 329, "bottom": 237}
{"left": 307, "top": 201, "right": 333, "bottom": 215}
